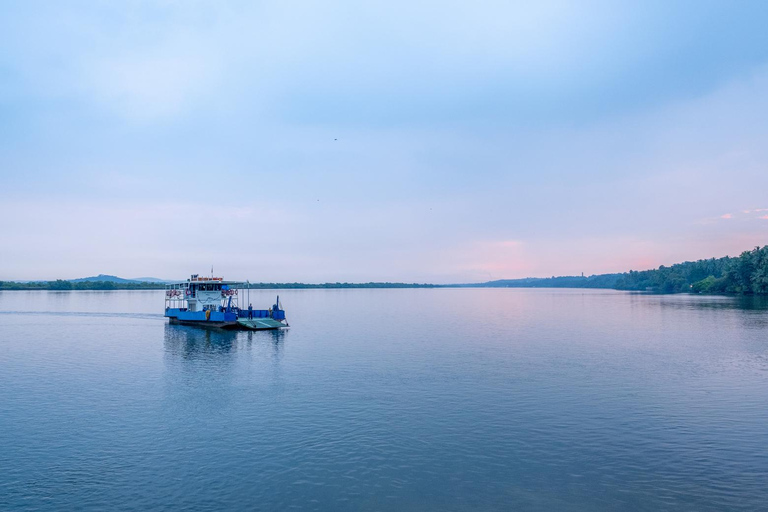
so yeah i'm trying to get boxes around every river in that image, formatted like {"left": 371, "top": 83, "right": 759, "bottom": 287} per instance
{"left": 1, "top": 289, "right": 766, "bottom": 511}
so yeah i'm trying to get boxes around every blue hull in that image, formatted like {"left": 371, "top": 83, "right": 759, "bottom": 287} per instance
{"left": 165, "top": 308, "right": 286, "bottom": 330}
{"left": 166, "top": 308, "right": 238, "bottom": 323}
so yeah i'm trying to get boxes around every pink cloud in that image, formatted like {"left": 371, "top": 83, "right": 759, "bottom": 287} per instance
{"left": 720, "top": 213, "right": 733, "bottom": 219}
{"left": 759, "top": 215, "right": 768, "bottom": 220}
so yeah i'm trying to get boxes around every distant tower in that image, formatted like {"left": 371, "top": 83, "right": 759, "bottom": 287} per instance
{"left": 581, "top": 272, "right": 584, "bottom": 277}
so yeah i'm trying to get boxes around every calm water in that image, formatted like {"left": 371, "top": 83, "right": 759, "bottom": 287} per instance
{"left": 1, "top": 289, "right": 767, "bottom": 511}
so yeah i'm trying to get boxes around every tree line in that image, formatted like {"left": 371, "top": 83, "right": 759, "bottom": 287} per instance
{"left": 477, "top": 274, "right": 623, "bottom": 289}
{"left": 467, "top": 245, "right": 768, "bottom": 295}
{"left": 245, "top": 282, "right": 438, "bottom": 289}
{"left": 0, "top": 280, "right": 165, "bottom": 290}
{"left": 2, "top": 246, "right": 767, "bottom": 294}
{"left": 0, "top": 280, "right": 438, "bottom": 290}
{"left": 614, "top": 246, "right": 768, "bottom": 294}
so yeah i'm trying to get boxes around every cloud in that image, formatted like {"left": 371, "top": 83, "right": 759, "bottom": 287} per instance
{"left": 86, "top": 33, "right": 224, "bottom": 120}
{"left": 5, "top": 1, "right": 768, "bottom": 126}
{"left": 718, "top": 209, "right": 768, "bottom": 220}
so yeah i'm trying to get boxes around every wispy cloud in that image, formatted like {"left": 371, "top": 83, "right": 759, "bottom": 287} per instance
{"left": 717, "top": 209, "right": 768, "bottom": 221}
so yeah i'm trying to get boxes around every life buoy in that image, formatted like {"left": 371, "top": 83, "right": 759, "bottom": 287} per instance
{"left": 185, "top": 289, "right": 191, "bottom": 296}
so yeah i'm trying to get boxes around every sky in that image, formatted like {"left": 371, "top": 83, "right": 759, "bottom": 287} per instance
{"left": 1, "top": 0, "right": 767, "bottom": 283}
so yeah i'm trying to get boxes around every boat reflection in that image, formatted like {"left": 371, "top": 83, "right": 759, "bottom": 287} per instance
{"left": 163, "top": 323, "right": 285, "bottom": 359}
{"left": 164, "top": 323, "right": 238, "bottom": 358}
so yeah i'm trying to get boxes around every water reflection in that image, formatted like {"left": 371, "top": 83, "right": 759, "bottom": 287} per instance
{"left": 163, "top": 323, "right": 285, "bottom": 360}
{"left": 632, "top": 292, "right": 768, "bottom": 312}
{"left": 625, "top": 293, "right": 768, "bottom": 365}
{"left": 163, "top": 323, "right": 240, "bottom": 358}
{"left": 245, "top": 328, "right": 286, "bottom": 360}
{"left": 162, "top": 324, "right": 287, "bottom": 408}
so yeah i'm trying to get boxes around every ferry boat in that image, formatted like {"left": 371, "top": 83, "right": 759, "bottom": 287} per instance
{"left": 164, "top": 274, "right": 288, "bottom": 330}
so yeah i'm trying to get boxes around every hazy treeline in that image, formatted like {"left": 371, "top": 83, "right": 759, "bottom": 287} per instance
{"left": 0, "top": 280, "right": 437, "bottom": 290}
{"left": 239, "top": 282, "right": 437, "bottom": 289}
{"left": 614, "top": 246, "right": 768, "bottom": 294}
{"left": 476, "top": 274, "right": 623, "bottom": 289}
{"left": 0, "top": 280, "right": 164, "bottom": 290}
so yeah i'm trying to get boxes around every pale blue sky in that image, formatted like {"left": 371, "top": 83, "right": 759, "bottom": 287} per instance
{"left": 1, "top": 1, "right": 767, "bottom": 282}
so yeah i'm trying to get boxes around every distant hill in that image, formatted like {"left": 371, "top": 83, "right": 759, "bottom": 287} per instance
{"left": 129, "top": 277, "right": 169, "bottom": 283}
{"left": 70, "top": 274, "right": 136, "bottom": 283}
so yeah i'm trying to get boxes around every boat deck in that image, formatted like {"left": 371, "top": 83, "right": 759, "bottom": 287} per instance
{"left": 236, "top": 318, "right": 287, "bottom": 330}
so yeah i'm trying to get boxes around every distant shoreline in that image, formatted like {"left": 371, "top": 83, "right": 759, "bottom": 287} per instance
{"left": 0, "top": 282, "right": 766, "bottom": 296}
{"left": 0, "top": 280, "right": 441, "bottom": 291}
{"left": 0, "top": 281, "right": 764, "bottom": 297}
{"left": 2, "top": 244, "right": 767, "bottom": 294}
